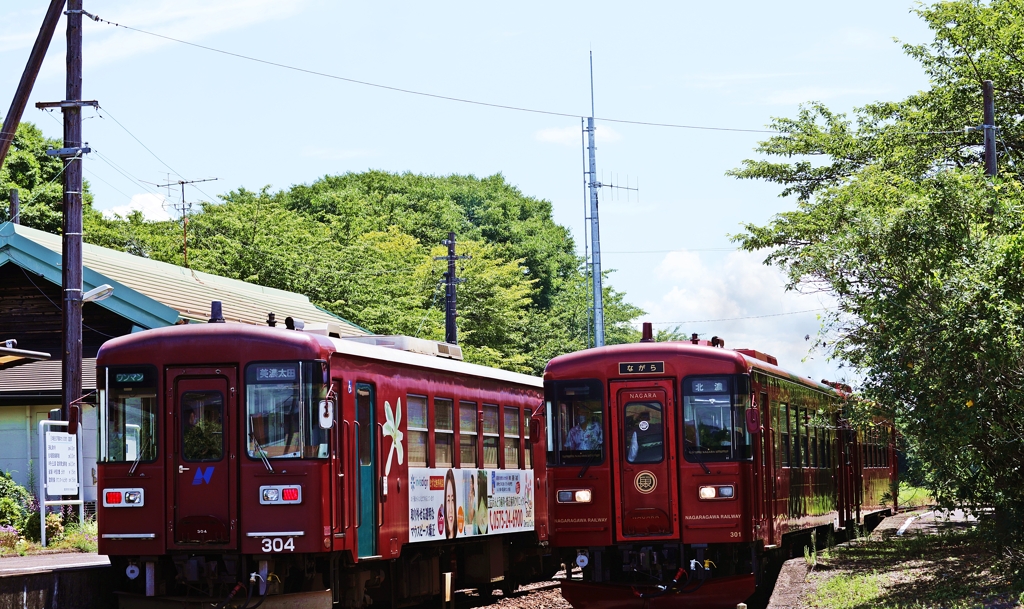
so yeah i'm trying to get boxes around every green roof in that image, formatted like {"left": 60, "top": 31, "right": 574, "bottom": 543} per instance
{"left": 0, "top": 222, "right": 367, "bottom": 335}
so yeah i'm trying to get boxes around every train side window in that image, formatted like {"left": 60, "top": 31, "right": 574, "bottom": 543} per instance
{"left": 483, "top": 404, "right": 499, "bottom": 468}
{"left": 435, "top": 398, "right": 454, "bottom": 467}
{"left": 504, "top": 407, "right": 520, "bottom": 468}
{"left": 790, "top": 405, "right": 800, "bottom": 468}
{"left": 459, "top": 401, "right": 478, "bottom": 467}
{"left": 809, "top": 423, "right": 818, "bottom": 468}
{"left": 800, "top": 408, "right": 810, "bottom": 468}
{"left": 406, "top": 395, "right": 428, "bottom": 468}
{"left": 356, "top": 384, "right": 374, "bottom": 466}
{"left": 523, "top": 408, "right": 533, "bottom": 469}
{"left": 780, "top": 403, "right": 790, "bottom": 467}
{"left": 624, "top": 402, "right": 663, "bottom": 464}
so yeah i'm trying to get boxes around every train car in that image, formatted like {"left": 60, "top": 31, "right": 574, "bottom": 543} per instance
{"left": 543, "top": 329, "right": 896, "bottom": 609}
{"left": 95, "top": 305, "right": 550, "bottom": 608}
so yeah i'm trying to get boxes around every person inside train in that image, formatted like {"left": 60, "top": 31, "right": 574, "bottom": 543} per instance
{"left": 564, "top": 411, "right": 588, "bottom": 450}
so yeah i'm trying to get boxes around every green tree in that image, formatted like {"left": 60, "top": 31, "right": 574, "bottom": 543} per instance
{"left": 0, "top": 120, "right": 99, "bottom": 232}
{"left": 730, "top": 0, "right": 1024, "bottom": 533}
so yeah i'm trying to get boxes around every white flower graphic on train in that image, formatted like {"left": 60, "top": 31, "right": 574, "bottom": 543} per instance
{"left": 383, "top": 398, "right": 404, "bottom": 475}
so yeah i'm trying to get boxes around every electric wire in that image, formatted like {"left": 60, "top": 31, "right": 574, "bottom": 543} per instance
{"left": 647, "top": 307, "right": 833, "bottom": 325}
{"left": 80, "top": 12, "right": 984, "bottom": 138}
{"left": 94, "top": 105, "right": 221, "bottom": 204}
{"left": 18, "top": 266, "right": 120, "bottom": 339}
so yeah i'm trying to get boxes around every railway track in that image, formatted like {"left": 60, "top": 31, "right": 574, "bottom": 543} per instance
{"left": 446, "top": 580, "right": 569, "bottom": 609}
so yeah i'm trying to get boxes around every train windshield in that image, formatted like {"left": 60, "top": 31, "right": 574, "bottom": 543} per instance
{"left": 545, "top": 379, "right": 604, "bottom": 466}
{"left": 101, "top": 366, "right": 158, "bottom": 463}
{"left": 682, "top": 375, "right": 752, "bottom": 462}
{"left": 246, "top": 361, "right": 328, "bottom": 459}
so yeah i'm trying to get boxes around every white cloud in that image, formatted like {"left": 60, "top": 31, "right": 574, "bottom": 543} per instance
{"left": 534, "top": 124, "right": 621, "bottom": 147}
{"left": 641, "top": 249, "right": 849, "bottom": 384}
{"left": 103, "top": 193, "right": 173, "bottom": 221}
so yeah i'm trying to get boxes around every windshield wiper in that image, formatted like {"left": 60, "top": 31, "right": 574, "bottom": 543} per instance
{"left": 249, "top": 416, "right": 274, "bottom": 473}
{"left": 685, "top": 439, "right": 712, "bottom": 475}
{"left": 128, "top": 438, "right": 149, "bottom": 476}
{"left": 577, "top": 452, "right": 600, "bottom": 478}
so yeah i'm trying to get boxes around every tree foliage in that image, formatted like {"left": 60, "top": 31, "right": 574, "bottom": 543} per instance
{"left": 0, "top": 120, "right": 99, "bottom": 231}
{"left": 71, "top": 170, "right": 643, "bottom": 374}
{"left": 731, "top": 0, "right": 1024, "bottom": 527}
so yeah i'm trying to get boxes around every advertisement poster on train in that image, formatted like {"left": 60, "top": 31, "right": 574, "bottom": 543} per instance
{"left": 407, "top": 468, "right": 534, "bottom": 542}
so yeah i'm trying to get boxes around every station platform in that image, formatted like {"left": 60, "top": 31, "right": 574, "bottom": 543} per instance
{"left": 0, "top": 551, "right": 112, "bottom": 609}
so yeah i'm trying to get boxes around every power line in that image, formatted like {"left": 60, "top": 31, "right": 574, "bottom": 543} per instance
{"left": 603, "top": 248, "right": 736, "bottom": 254}
{"left": 647, "top": 307, "right": 833, "bottom": 325}
{"left": 83, "top": 12, "right": 778, "bottom": 134}
{"left": 81, "top": 12, "right": 982, "bottom": 138}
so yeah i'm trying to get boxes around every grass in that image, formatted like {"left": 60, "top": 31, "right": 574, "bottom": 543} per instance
{"left": 897, "top": 483, "right": 934, "bottom": 509}
{"left": 805, "top": 520, "right": 1023, "bottom": 609}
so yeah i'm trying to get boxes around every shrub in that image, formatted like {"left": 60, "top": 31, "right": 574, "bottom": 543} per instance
{"left": 0, "top": 471, "right": 32, "bottom": 509}
{"left": 0, "top": 525, "right": 18, "bottom": 551}
{"left": 23, "top": 511, "right": 63, "bottom": 543}
{"left": 0, "top": 497, "right": 25, "bottom": 530}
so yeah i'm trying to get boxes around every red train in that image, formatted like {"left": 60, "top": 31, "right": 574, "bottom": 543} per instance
{"left": 543, "top": 331, "right": 895, "bottom": 609}
{"left": 95, "top": 307, "right": 553, "bottom": 608}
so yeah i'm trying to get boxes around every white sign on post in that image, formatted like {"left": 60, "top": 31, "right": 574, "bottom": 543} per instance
{"left": 45, "top": 431, "right": 78, "bottom": 495}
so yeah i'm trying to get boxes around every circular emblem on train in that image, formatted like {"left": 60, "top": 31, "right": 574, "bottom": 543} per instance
{"left": 634, "top": 471, "right": 657, "bottom": 494}
{"left": 638, "top": 420, "right": 650, "bottom": 431}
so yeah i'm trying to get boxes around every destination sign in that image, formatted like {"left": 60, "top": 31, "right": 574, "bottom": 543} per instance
{"left": 618, "top": 361, "right": 665, "bottom": 375}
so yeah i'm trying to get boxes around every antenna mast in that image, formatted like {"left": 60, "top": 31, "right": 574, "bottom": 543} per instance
{"left": 156, "top": 177, "right": 219, "bottom": 267}
{"left": 586, "top": 52, "right": 605, "bottom": 347}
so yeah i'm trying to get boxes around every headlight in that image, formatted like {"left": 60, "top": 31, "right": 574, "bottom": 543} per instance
{"left": 698, "top": 485, "right": 735, "bottom": 500}
{"left": 556, "top": 489, "right": 593, "bottom": 503}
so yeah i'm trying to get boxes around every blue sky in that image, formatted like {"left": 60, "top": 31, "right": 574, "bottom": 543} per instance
{"left": 0, "top": 1, "right": 936, "bottom": 383}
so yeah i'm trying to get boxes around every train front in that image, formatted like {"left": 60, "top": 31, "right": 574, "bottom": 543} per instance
{"left": 96, "top": 322, "right": 335, "bottom": 608}
{"left": 543, "top": 342, "right": 759, "bottom": 609}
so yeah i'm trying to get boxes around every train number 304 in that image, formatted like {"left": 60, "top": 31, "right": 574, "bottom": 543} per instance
{"left": 261, "top": 538, "right": 295, "bottom": 552}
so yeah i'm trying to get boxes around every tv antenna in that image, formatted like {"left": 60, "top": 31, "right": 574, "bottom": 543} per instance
{"left": 582, "top": 52, "right": 638, "bottom": 348}
{"left": 154, "top": 176, "right": 219, "bottom": 267}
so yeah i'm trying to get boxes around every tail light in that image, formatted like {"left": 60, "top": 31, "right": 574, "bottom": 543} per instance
{"left": 260, "top": 485, "right": 302, "bottom": 505}
{"left": 103, "top": 488, "right": 144, "bottom": 507}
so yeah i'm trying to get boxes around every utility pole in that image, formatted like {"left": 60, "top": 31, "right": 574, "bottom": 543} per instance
{"left": 434, "top": 232, "right": 468, "bottom": 345}
{"left": 983, "top": 80, "right": 997, "bottom": 177}
{"left": 62, "top": 0, "right": 84, "bottom": 433}
{"left": 9, "top": 189, "right": 19, "bottom": 224}
{"left": 586, "top": 52, "right": 605, "bottom": 347}
{"left": 0, "top": 0, "right": 66, "bottom": 172}
{"left": 156, "top": 177, "right": 218, "bottom": 267}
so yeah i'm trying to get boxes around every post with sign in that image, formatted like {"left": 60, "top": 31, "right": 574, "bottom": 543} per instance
{"left": 38, "top": 420, "right": 85, "bottom": 546}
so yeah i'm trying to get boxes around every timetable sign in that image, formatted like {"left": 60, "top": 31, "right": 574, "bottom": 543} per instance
{"left": 45, "top": 431, "right": 78, "bottom": 496}
{"left": 619, "top": 361, "right": 665, "bottom": 375}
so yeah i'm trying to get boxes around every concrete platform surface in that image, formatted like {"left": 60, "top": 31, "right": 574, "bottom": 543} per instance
{"left": 0, "top": 552, "right": 109, "bottom": 576}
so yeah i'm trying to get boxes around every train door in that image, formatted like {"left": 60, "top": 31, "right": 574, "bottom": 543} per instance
{"left": 355, "top": 383, "right": 378, "bottom": 557}
{"left": 610, "top": 380, "right": 677, "bottom": 540}
{"left": 169, "top": 367, "right": 237, "bottom": 547}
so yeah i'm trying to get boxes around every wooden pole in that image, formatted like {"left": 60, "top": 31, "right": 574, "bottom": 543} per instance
{"left": 0, "top": 0, "right": 66, "bottom": 171}
{"left": 9, "top": 189, "right": 19, "bottom": 224}
{"left": 983, "top": 80, "right": 997, "bottom": 177}
{"left": 62, "top": 0, "right": 83, "bottom": 433}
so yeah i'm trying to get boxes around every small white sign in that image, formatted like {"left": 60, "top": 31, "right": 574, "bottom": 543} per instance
{"left": 45, "top": 431, "right": 78, "bottom": 495}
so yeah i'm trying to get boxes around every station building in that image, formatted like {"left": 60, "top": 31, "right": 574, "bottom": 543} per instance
{"left": 0, "top": 221, "right": 367, "bottom": 508}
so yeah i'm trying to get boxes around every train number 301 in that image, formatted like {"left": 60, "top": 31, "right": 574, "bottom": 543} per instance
{"left": 261, "top": 538, "right": 295, "bottom": 552}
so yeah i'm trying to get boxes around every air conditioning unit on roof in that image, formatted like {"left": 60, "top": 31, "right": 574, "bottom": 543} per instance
{"left": 342, "top": 335, "right": 464, "bottom": 361}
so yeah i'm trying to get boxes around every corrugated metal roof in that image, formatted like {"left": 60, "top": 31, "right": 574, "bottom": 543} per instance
{"left": 2, "top": 223, "right": 367, "bottom": 336}
{"left": 0, "top": 358, "right": 96, "bottom": 393}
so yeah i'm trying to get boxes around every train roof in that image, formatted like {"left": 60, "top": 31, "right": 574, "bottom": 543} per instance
{"left": 98, "top": 323, "right": 543, "bottom": 389}
{"left": 544, "top": 341, "right": 840, "bottom": 395}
